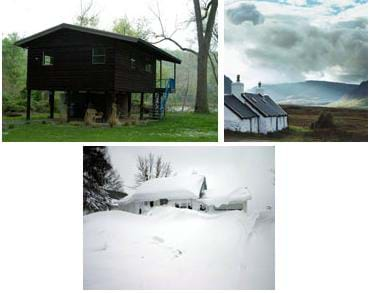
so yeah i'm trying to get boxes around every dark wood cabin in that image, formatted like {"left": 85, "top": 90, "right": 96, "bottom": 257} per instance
{"left": 15, "top": 23, "right": 181, "bottom": 121}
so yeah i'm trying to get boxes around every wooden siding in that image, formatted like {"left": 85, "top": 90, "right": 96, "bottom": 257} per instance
{"left": 24, "top": 28, "right": 157, "bottom": 92}
{"left": 27, "top": 46, "right": 114, "bottom": 91}
{"left": 114, "top": 42, "right": 156, "bottom": 92}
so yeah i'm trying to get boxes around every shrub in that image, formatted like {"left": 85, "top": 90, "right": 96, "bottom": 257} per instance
{"left": 311, "top": 111, "right": 335, "bottom": 129}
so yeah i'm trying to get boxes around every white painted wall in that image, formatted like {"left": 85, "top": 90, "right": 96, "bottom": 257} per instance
{"left": 224, "top": 106, "right": 258, "bottom": 133}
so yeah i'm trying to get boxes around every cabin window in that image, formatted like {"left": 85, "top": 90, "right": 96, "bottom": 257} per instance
{"left": 160, "top": 199, "right": 168, "bottom": 205}
{"left": 145, "top": 63, "right": 152, "bottom": 73}
{"left": 42, "top": 53, "right": 54, "bottom": 66}
{"left": 150, "top": 201, "right": 154, "bottom": 207}
{"left": 130, "top": 57, "right": 136, "bottom": 70}
{"left": 92, "top": 48, "right": 106, "bottom": 64}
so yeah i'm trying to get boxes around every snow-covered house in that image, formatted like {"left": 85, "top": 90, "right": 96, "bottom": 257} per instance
{"left": 118, "top": 174, "right": 252, "bottom": 214}
{"left": 224, "top": 75, "right": 288, "bottom": 134}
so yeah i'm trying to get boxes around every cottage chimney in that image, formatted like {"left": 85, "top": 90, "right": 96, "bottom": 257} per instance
{"left": 256, "top": 81, "right": 264, "bottom": 95}
{"left": 232, "top": 74, "right": 244, "bottom": 101}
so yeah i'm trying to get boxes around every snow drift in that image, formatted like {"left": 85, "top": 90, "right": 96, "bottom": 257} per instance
{"left": 84, "top": 207, "right": 274, "bottom": 289}
{"left": 200, "top": 187, "right": 252, "bottom": 208}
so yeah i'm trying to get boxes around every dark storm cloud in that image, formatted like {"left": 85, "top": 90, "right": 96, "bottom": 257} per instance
{"left": 336, "top": 18, "right": 368, "bottom": 29}
{"left": 227, "top": 3, "right": 265, "bottom": 25}
{"left": 225, "top": 11, "right": 368, "bottom": 83}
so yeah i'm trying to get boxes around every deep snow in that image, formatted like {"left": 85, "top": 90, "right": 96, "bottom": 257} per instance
{"left": 128, "top": 174, "right": 206, "bottom": 202}
{"left": 83, "top": 207, "right": 274, "bottom": 289}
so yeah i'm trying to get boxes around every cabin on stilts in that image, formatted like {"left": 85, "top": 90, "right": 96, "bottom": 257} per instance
{"left": 15, "top": 23, "right": 181, "bottom": 122}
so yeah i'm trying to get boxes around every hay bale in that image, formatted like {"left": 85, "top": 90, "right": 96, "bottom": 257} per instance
{"left": 108, "top": 103, "right": 120, "bottom": 127}
{"left": 84, "top": 108, "right": 96, "bottom": 126}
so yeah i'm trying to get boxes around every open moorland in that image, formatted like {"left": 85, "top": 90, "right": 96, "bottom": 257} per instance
{"left": 225, "top": 105, "right": 368, "bottom": 142}
{"left": 2, "top": 112, "right": 217, "bottom": 142}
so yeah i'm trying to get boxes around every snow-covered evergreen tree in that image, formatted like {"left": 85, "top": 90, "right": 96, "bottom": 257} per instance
{"left": 83, "top": 146, "right": 123, "bottom": 213}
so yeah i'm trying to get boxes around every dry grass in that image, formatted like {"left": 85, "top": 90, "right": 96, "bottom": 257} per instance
{"left": 225, "top": 105, "right": 368, "bottom": 142}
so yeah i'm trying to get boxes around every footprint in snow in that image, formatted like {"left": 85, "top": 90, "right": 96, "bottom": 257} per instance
{"left": 152, "top": 236, "right": 164, "bottom": 243}
{"left": 173, "top": 249, "right": 183, "bottom": 258}
{"left": 151, "top": 236, "right": 183, "bottom": 258}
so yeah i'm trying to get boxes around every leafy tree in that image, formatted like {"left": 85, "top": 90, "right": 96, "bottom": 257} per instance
{"left": 2, "top": 33, "right": 27, "bottom": 113}
{"left": 83, "top": 146, "right": 124, "bottom": 213}
{"left": 135, "top": 153, "right": 173, "bottom": 185}
{"left": 112, "top": 16, "right": 152, "bottom": 40}
{"left": 2, "top": 33, "right": 47, "bottom": 115}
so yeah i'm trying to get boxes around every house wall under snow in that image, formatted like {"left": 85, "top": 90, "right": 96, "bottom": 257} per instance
{"left": 119, "top": 198, "right": 207, "bottom": 214}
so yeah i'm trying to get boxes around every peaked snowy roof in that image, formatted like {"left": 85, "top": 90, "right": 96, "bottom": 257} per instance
{"left": 224, "top": 94, "right": 258, "bottom": 119}
{"left": 199, "top": 187, "right": 252, "bottom": 208}
{"left": 127, "top": 175, "right": 207, "bottom": 202}
{"left": 242, "top": 93, "right": 287, "bottom": 117}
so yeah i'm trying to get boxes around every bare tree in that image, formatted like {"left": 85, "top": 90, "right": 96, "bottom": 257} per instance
{"left": 75, "top": 0, "right": 99, "bottom": 27}
{"left": 135, "top": 153, "right": 173, "bottom": 185}
{"left": 151, "top": 0, "right": 218, "bottom": 113}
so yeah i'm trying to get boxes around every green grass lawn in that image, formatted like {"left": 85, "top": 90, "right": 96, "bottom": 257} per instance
{"left": 2, "top": 112, "right": 218, "bottom": 142}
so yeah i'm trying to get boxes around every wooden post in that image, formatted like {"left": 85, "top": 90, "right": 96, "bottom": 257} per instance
{"left": 105, "top": 91, "right": 113, "bottom": 121}
{"left": 152, "top": 92, "right": 155, "bottom": 114}
{"left": 140, "top": 93, "right": 144, "bottom": 120}
{"left": 66, "top": 91, "right": 71, "bottom": 122}
{"left": 174, "top": 63, "right": 176, "bottom": 82}
{"left": 128, "top": 93, "right": 132, "bottom": 117}
{"left": 49, "top": 90, "right": 55, "bottom": 119}
{"left": 159, "top": 60, "right": 162, "bottom": 88}
{"left": 26, "top": 89, "right": 31, "bottom": 120}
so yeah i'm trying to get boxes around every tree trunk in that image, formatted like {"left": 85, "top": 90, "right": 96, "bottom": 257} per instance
{"left": 193, "top": 0, "right": 217, "bottom": 113}
{"left": 195, "top": 47, "right": 209, "bottom": 113}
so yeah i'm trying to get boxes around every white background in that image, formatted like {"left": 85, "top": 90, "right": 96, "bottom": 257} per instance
{"left": 1, "top": 0, "right": 370, "bottom": 292}
{"left": 0, "top": 143, "right": 369, "bottom": 292}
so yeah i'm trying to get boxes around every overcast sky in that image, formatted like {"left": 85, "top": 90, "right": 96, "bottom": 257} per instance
{"left": 225, "top": 0, "right": 368, "bottom": 87}
{"left": 0, "top": 0, "right": 195, "bottom": 51}
{"left": 108, "top": 146, "right": 275, "bottom": 211}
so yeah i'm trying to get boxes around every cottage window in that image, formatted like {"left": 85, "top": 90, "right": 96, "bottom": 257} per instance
{"left": 145, "top": 63, "right": 152, "bottom": 73}
{"left": 42, "top": 53, "right": 54, "bottom": 66}
{"left": 130, "top": 58, "right": 136, "bottom": 70}
{"left": 159, "top": 199, "right": 168, "bottom": 205}
{"left": 92, "top": 48, "right": 106, "bottom": 64}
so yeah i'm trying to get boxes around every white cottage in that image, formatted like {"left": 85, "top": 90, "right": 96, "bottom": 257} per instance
{"left": 224, "top": 75, "right": 288, "bottom": 134}
{"left": 118, "top": 174, "right": 252, "bottom": 214}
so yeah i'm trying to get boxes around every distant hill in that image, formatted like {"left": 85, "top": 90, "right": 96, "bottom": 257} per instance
{"left": 249, "top": 80, "right": 367, "bottom": 108}
{"left": 329, "top": 81, "right": 368, "bottom": 109}
{"left": 341, "top": 81, "right": 368, "bottom": 100}
{"left": 224, "top": 75, "right": 232, "bottom": 94}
